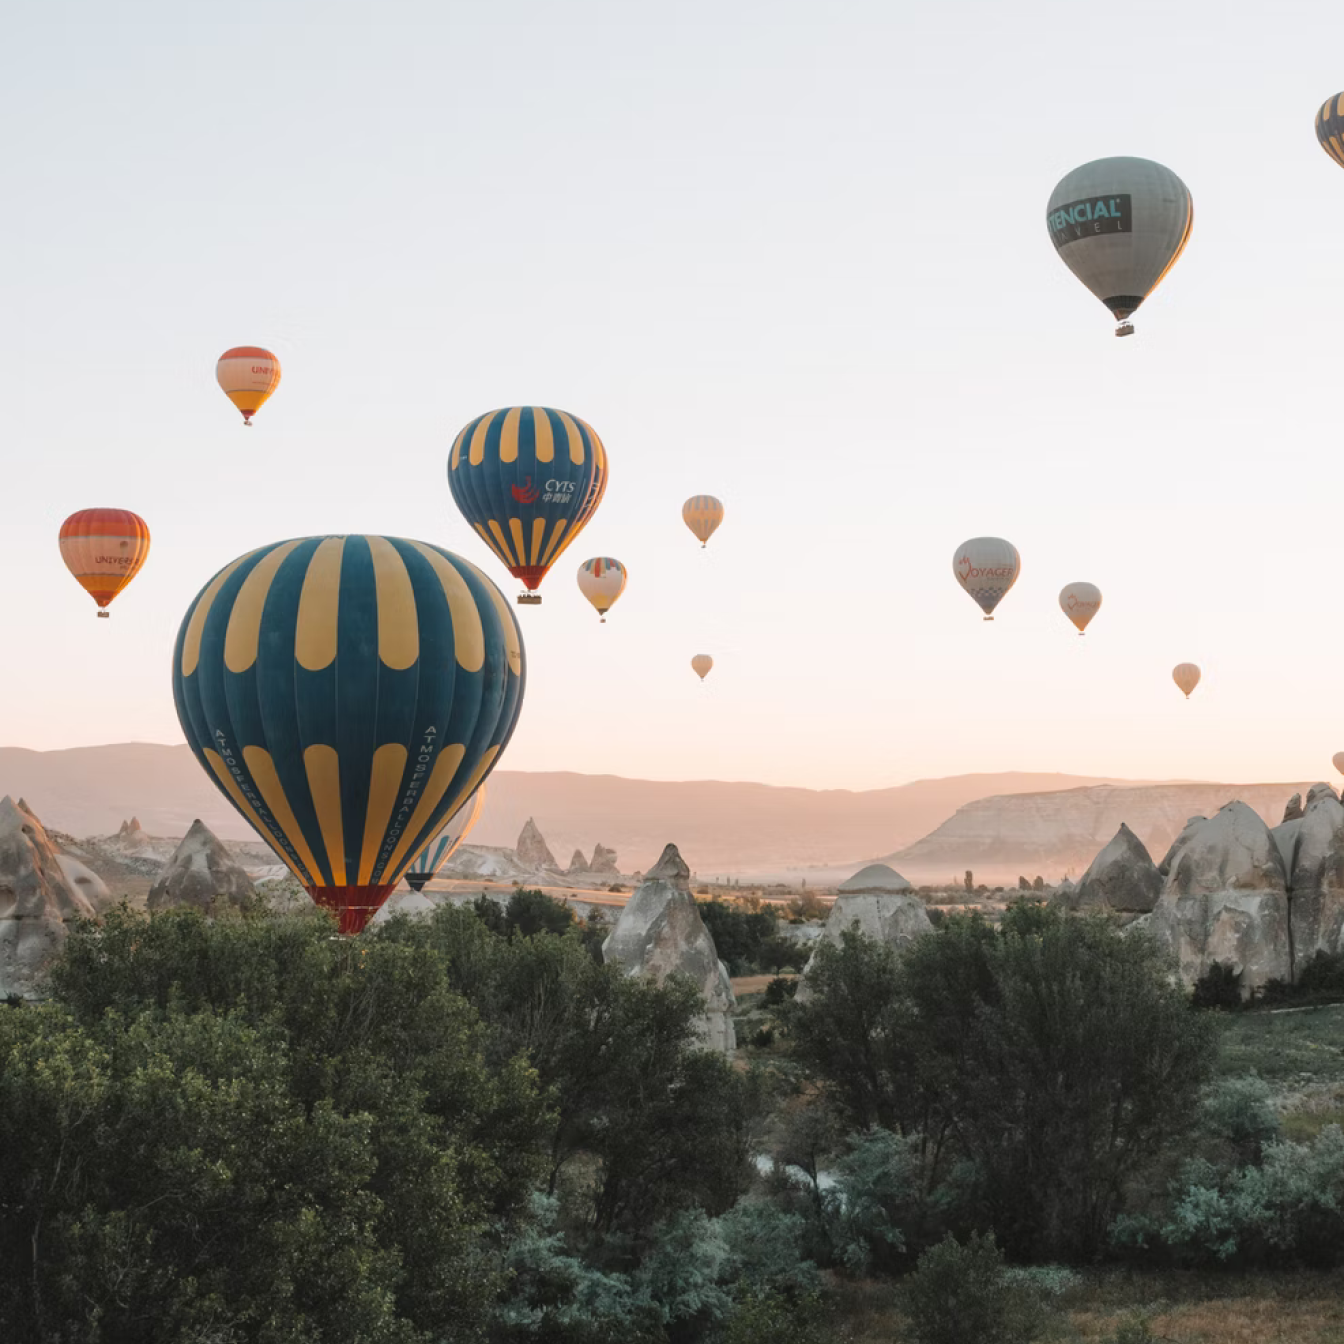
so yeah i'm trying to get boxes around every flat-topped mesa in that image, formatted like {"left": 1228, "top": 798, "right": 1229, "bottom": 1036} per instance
{"left": 1072, "top": 823, "right": 1160, "bottom": 913}
{"left": 0, "top": 796, "right": 96, "bottom": 999}
{"left": 516, "top": 817, "right": 559, "bottom": 871}
{"left": 602, "top": 844, "right": 733, "bottom": 1055}
{"left": 147, "top": 819, "right": 256, "bottom": 916}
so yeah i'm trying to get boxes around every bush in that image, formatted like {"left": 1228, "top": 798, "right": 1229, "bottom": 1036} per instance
{"left": 763, "top": 976, "right": 797, "bottom": 1007}
{"left": 722, "top": 1290, "right": 828, "bottom": 1344}
{"left": 696, "top": 900, "right": 779, "bottom": 975}
{"left": 1191, "top": 961, "right": 1242, "bottom": 1010}
{"left": 901, "top": 1233, "right": 1051, "bottom": 1344}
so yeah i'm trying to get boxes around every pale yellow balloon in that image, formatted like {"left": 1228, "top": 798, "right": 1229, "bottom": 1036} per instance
{"left": 691, "top": 654, "right": 713, "bottom": 681}
{"left": 576, "top": 557, "right": 627, "bottom": 622}
{"left": 1172, "top": 663, "right": 1201, "bottom": 699}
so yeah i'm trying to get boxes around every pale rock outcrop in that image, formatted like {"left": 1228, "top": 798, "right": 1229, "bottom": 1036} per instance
{"left": 589, "top": 844, "right": 619, "bottom": 875}
{"left": 602, "top": 843, "right": 736, "bottom": 1055}
{"left": 797, "top": 881, "right": 933, "bottom": 1001}
{"left": 56, "top": 855, "right": 112, "bottom": 912}
{"left": 566, "top": 849, "right": 588, "bottom": 875}
{"left": 147, "top": 820, "right": 256, "bottom": 915}
{"left": 1284, "top": 787, "right": 1344, "bottom": 964}
{"left": 838, "top": 863, "right": 913, "bottom": 894}
{"left": 1147, "top": 802, "right": 1290, "bottom": 993}
{"left": 516, "top": 818, "right": 559, "bottom": 871}
{"left": 1072, "top": 824, "right": 1161, "bottom": 913}
{"left": 0, "top": 796, "right": 95, "bottom": 998}
{"left": 1283, "top": 794, "right": 1305, "bottom": 823}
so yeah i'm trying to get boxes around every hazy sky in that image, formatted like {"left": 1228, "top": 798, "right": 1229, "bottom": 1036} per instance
{"left": 6, "top": 0, "right": 1344, "bottom": 790}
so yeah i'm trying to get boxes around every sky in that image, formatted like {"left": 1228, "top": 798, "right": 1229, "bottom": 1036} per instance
{"left": 5, "top": 0, "right": 1344, "bottom": 791}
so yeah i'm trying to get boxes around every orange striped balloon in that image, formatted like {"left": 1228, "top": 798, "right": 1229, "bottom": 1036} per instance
{"left": 216, "top": 346, "right": 282, "bottom": 424}
{"left": 59, "top": 509, "right": 151, "bottom": 617}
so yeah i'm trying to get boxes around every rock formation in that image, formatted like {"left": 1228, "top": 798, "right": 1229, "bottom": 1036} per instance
{"left": 1145, "top": 802, "right": 1290, "bottom": 993}
{"left": 516, "top": 817, "right": 559, "bottom": 871}
{"left": 566, "top": 849, "right": 589, "bottom": 875}
{"left": 1279, "top": 785, "right": 1344, "bottom": 965}
{"left": 589, "top": 843, "right": 619, "bottom": 875}
{"left": 1283, "top": 794, "right": 1305, "bottom": 823}
{"left": 1071, "top": 823, "right": 1161, "bottom": 913}
{"left": 147, "top": 820, "right": 256, "bottom": 916}
{"left": 0, "top": 796, "right": 96, "bottom": 998}
{"left": 373, "top": 888, "right": 436, "bottom": 923}
{"left": 602, "top": 844, "right": 735, "bottom": 1055}
{"left": 55, "top": 854, "right": 112, "bottom": 912}
{"left": 838, "top": 862, "right": 913, "bottom": 894}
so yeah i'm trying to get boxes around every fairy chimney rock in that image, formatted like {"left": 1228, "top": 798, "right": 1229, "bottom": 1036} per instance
{"left": 147, "top": 820, "right": 256, "bottom": 916}
{"left": 516, "top": 818, "right": 559, "bottom": 871}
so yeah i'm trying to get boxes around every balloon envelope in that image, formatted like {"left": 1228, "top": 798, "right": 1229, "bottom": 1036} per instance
{"left": 216, "top": 346, "right": 281, "bottom": 423}
{"left": 1172, "top": 663, "right": 1201, "bottom": 699}
{"left": 691, "top": 654, "right": 713, "bottom": 681}
{"left": 577, "top": 556, "right": 627, "bottom": 620}
{"left": 1059, "top": 582, "right": 1102, "bottom": 634}
{"left": 1046, "top": 157, "right": 1192, "bottom": 335}
{"left": 403, "top": 785, "right": 486, "bottom": 891}
{"left": 1333, "top": 752, "right": 1344, "bottom": 776}
{"left": 1316, "top": 94, "right": 1344, "bottom": 169}
{"left": 682, "top": 495, "right": 724, "bottom": 547}
{"left": 59, "top": 508, "right": 150, "bottom": 616}
{"left": 448, "top": 406, "right": 608, "bottom": 598}
{"left": 172, "top": 535, "right": 525, "bottom": 933}
{"left": 953, "top": 538, "right": 1020, "bottom": 619}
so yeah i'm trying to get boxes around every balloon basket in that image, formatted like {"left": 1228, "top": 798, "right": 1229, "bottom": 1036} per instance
{"left": 1115, "top": 322, "right": 1135, "bottom": 338}
{"left": 517, "top": 593, "right": 542, "bottom": 606}
{"left": 97, "top": 611, "right": 110, "bottom": 619}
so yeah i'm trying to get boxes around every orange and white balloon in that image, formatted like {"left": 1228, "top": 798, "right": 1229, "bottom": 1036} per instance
{"left": 682, "top": 495, "right": 725, "bottom": 548}
{"left": 691, "top": 654, "right": 713, "bottom": 681}
{"left": 1172, "top": 663, "right": 1201, "bottom": 699}
{"left": 577, "top": 557, "right": 627, "bottom": 622}
{"left": 59, "top": 509, "right": 151, "bottom": 617}
{"left": 1059, "top": 582, "right": 1102, "bottom": 634}
{"left": 216, "top": 346, "right": 282, "bottom": 424}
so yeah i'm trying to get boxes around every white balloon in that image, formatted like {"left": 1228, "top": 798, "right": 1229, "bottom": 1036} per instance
{"left": 1059, "top": 582, "right": 1102, "bottom": 634}
{"left": 953, "top": 538, "right": 1020, "bottom": 620}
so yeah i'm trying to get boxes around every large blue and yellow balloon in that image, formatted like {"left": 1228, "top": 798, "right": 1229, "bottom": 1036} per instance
{"left": 448, "top": 406, "right": 608, "bottom": 602}
{"left": 172, "top": 535, "right": 525, "bottom": 933}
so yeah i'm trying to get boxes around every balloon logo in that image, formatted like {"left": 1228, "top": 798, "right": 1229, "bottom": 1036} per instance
{"left": 59, "top": 509, "right": 151, "bottom": 617}
{"left": 216, "top": 346, "right": 282, "bottom": 424}
{"left": 1059, "top": 582, "right": 1102, "bottom": 635}
{"left": 449, "top": 407, "right": 608, "bottom": 604}
{"left": 1046, "top": 157, "right": 1192, "bottom": 337}
{"left": 403, "top": 786, "right": 487, "bottom": 892}
{"left": 683, "top": 496, "right": 725, "bottom": 548}
{"left": 577, "top": 557, "right": 627, "bottom": 622}
{"left": 1172, "top": 663, "right": 1201, "bottom": 699}
{"left": 173, "top": 535, "right": 525, "bottom": 933}
{"left": 953, "top": 538, "right": 1020, "bottom": 620}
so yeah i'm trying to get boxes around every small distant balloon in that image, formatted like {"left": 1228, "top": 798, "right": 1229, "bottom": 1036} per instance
{"left": 1316, "top": 94, "right": 1344, "bottom": 170}
{"left": 953, "top": 538, "right": 1020, "bottom": 620}
{"left": 691, "top": 654, "right": 713, "bottom": 681}
{"left": 59, "top": 508, "right": 151, "bottom": 617}
{"left": 1046, "top": 157, "right": 1193, "bottom": 336}
{"left": 216, "top": 346, "right": 282, "bottom": 424}
{"left": 577, "top": 557, "right": 627, "bottom": 622}
{"left": 682, "top": 496, "right": 724, "bottom": 548}
{"left": 403, "top": 786, "right": 487, "bottom": 892}
{"left": 1059, "top": 582, "right": 1102, "bottom": 635}
{"left": 1332, "top": 751, "right": 1344, "bottom": 776}
{"left": 1172, "top": 663, "right": 1201, "bottom": 699}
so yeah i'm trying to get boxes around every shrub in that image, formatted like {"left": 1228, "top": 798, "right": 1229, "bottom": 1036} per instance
{"left": 901, "top": 1233, "right": 1051, "bottom": 1344}
{"left": 763, "top": 976, "right": 797, "bottom": 1007}
{"left": 722, "top": 1290, "right": 828, "bottom": 1344}
{"left": 1191, "top": 961, "right": 1242, "bottom": 1010}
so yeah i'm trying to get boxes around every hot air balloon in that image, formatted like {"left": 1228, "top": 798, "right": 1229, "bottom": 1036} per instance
{"left": 1172, "top": 663, "right": 1201, "bottom": 699}
{"left": 403, "top": 785, "right": 486, "bottom": 892}
{"left": 1332, "top": 752, "right": 1344, "bottom": 776}
{"left": 59, "top": 509, "right": 151, "bottom": 617}
{"left": 1316, "top": 94, "right": 1344, "bottom": 169}
{"left": 173, "top": 535, "right": 525, "bottom": 933}
{"left": 448, "top": 407, "right": 608, "bottom": 605}
{"left": 216, "top": 346, "right": 282, "bottom": 424}
{"left": 682, "top": 495, "right": 724, "bottom": 548}
{"left": 1059, "top": 582, "right": 1102, "bottom": 635}
{"left": 953, "top": 538, "right": 1020, "bottom": 620}
{"left": 577, "top": 557, "right": 627, "bottom": 622}
{"left": 1046, "top": 157, "right": 1192, "bottom": 336}
{"left": 691, "top": 654, "right": 713, "bottom": 681}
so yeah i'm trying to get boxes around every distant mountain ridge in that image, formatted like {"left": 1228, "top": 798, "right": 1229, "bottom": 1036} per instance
{"left": 0, "top": 743, "right": 1160, "bottom": 874}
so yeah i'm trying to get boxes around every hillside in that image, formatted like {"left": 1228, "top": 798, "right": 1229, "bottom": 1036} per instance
{"left": 0, "top": 743, "right": 1151, "bottom": 874}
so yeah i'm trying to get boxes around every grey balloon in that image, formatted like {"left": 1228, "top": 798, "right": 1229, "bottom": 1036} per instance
{"left": 1046, "top": 157, "right": 1192, "bottom": 337}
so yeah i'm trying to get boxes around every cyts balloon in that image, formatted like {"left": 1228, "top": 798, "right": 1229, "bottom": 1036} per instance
{"left": 1046, "top": 157, "right": 1192, "bottom": 336}
{"left": 1059, "top": 582, "right": 1102, "bottom": 635}
{"left": 216, "top": 346, "right": 282, "bottom": 424}
{"left": 448, "top": 406, "right": 608, "bottom": 604}
{"left": 953, "top": 538, "right": 1020, "bottom": 620}
{"left": 577, "top": 557, "right": 627, "bottom": 622}
{"left": 173, "top": 535, "right": 525, "bottom": 933}
{"left": 59, "top": 508, "right": 151, "bottom": 617}
{"left": 682, "top": 495, "right": 724, "bottom": 548}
